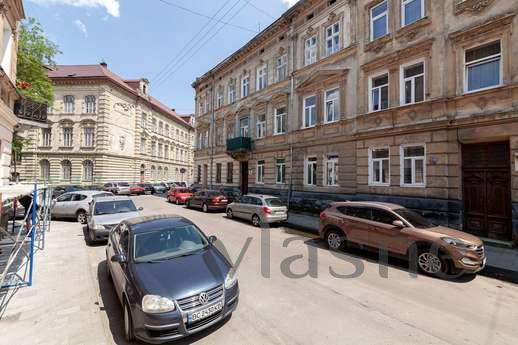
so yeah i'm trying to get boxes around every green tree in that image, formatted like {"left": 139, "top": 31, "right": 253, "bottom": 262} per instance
{"left": 16, "top": 17, "right": 60, "bottom": 105}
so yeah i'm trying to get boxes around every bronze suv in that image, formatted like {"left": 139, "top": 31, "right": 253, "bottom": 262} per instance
{"left": 319, "top": 201, "right": 486, "bottom": 277}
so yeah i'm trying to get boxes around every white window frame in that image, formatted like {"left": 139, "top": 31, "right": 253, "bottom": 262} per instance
{"left": 217, "top": 88, "right": 224, "bottom": 108}
{"left": 401, "top": 0, "right": 425, "bottom": 27}
{"left": 275, "top": 54, "right": 288, "bottom": 82}
{"left": 83, "top": 160, "right": 93, "bottom": 181}
{"left": 303, "top": 95, "right": 317, "bottom": 128}
{"left": 276, "top": 159, "right": 286, "bottom": 184}
{"left": 400, "top": 59, "right": 425, "bottom": 105}
{"left": 325, "top": 22, "right": 341, "bottom": 56}
{"left": 274, "top": 107, "right": 287, "bottom": 135}
{"left": 324, "top": 87, "right": 340, "bottom": 123}
{"left": 304, "top": 36, "right": 317, "bottom": 66}
{"left": 256, "top": 160, "right": 265, "bottom": 184}
{"left": 400, "top": 143, "right": 426, "bottom": 187}
{"left": 256, "top": 114, "right": 266, "bottom": 139}
{"left": 369, "top": 71, "right": 389, "bottom": 112}
{"left": 42, "top": 128, "right": 51, "bottom": 147}
{"left": 305, "top": 156, "right": 318, "bottom": 186}
{"left": 228, "top": 84, "right": 236, "bottom": 104}
{"left": 463, "top": 40, "right": 503, "bottom": 94}
{"left": 239, "top": 117, "right": 250, "bottom": 137}
{"left": 370, "top": 0, "right": 388, "bottom": 41}
{"left": 83, "top": 127, "right": 95, "bottom": 148}
{"left": 324, "top": 155, "right": 339, "bottom": 186}
{"left": 84, "top": 95, "right": 96, "bottom": 113}
{"left": 368, "top": 147, "right": 390, "bottom": 186}
{"left": 63, "top": 127, "right": 73, "bottom": 147}
{"left": 63, "top": 95, "right": 75, "bottom": 114}
{"left": 141, "top": 137, "right": 147, "bottom": 154}
{"left": 256, "top": 64, "right": 268, "bottom": 91}
{"left": 241, "top": 75, "right": 250, "bottom": 98}
{"left": 61, "top": 161, "right": 72, "bottom": 181}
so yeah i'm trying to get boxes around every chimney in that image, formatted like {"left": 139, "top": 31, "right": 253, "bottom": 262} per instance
{"left": 100, "top": 61, "right": 108, "bottom": 68}
{"left": 171, "top": 108, "right": 176, "bottom": 112}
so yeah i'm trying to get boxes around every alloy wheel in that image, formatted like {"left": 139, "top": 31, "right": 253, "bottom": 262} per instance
{"left": 418, "top": 252, "right": 443, "bottom": 274}
{"left": 176, "top": 199, "right": 180, "bottom": 205}
{"left": 252, "top": 215, "right": 260, "bottom": 227}
{"left": 202, "top": 203, "right": 208, "bottom": 212}
{"left": 77, "top": 212, "right": 87, "bottom": 224}
{"left": 227, "top": 209, "right": 233, "bottom": 219}
{"left": 327, "top": 232, "right": 343, "bottom": 250}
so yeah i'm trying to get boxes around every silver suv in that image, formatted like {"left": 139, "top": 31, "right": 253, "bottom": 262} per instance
{"left": 86, "top": 196, "right": 142, "bottom": 244}
{"left": 51, "top": 191, "right": 113, "bottom": 223}
{"left": 226, "top": 194, "right": 287, "bottom": 227}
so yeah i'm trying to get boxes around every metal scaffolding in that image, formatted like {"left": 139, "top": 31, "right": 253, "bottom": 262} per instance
{"left": 0, "top": 182, "right": 52, "bottom": 311}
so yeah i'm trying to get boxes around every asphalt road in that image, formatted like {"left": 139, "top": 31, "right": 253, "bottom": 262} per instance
{"left": 86, "top": 195, "right": 518, "bottom": 345}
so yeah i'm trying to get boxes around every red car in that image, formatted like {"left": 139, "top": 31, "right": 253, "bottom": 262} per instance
{"left": 130, "top": 185, "right": 145, "bottom": 195}
{"left": 167, "top": 187, "right": 193, "bottom": 205}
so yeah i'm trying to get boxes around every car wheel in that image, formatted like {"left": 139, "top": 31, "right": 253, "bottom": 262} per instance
{"left": 186, "top": 200, "right": 191, "bottom": 208}
{"left": 77, "top": 210, "right": 87, "bottom": 224}
{"left": 326, "top": 229, "right": 346, "bottom": 251}
{"left": 175, "top": 199, "right": 180, "bottom": 205}
{"left": 252, "top": 214, "right": 261, "bottom": 227}
{"left": 417, "top": 249, "right": 447, "bottom": 277}
{"left": 202, "top": 203, "right": 209, "bottom": 213}
{"left": 123, "top": 302, "right": 135, "bottom": 342}
{"left": 227, "top": 208, "right": 233, "bottom": 219}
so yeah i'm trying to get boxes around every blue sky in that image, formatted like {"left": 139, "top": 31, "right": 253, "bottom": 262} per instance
{"left": 25, "top": 0, "right": 298, "bottom": 113}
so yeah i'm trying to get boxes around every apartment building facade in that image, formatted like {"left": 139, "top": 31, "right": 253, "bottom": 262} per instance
{"left": 193, "top": 0, "right": 518, "bottom": 244}
{"left": 0, "top": 0, "right": 24, "bottom": 185}
{"left": 18, "top": 63, "right": 195, "bottom": 185}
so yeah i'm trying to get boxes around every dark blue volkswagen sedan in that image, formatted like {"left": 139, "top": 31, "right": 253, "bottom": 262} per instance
{"left": 105, "top": 215, "right": 239, "bottom": 344}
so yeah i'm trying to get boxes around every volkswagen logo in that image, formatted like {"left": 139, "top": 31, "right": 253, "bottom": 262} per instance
{"left": 198, "top": 292, "right": 209, "bottom": 305}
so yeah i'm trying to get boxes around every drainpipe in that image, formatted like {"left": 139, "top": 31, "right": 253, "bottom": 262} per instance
{"left": 210, "top": 74, "right": 216, "bottom": 190}
{"left": 287, "top": 27, "right": 296, "bottom": 210}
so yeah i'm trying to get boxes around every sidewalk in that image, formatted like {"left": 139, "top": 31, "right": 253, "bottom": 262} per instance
{"left": 287, "top": 211, "right": 518, "bottom": 282}
{"left": 0, "top": 221, "right": 108, "bottom": 345}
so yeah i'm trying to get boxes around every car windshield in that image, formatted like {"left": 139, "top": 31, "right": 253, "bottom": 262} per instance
{"left": 208, "top": 192, "right": 221, "bottom": 197}
{"left": 133, "top": 225, "right": 209, "bottom": 263}
{"left": 265, "top": 198, "right": 283, "bottom": 207}
{"left": 394, "top": 208, "right": 436, "bottom": 229}
{"left": 94, "top": 200, "right": 137, "bottom": 215}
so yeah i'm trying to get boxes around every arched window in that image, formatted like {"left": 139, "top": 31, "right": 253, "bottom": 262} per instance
{"left": 61, "top": 160, "right": 72, "bottom": 181}
{"left": 83, "top": 160, "right": 93, "bottom": 181}
{"left": 40, "top": 160, "right": 50, "bottom": 181}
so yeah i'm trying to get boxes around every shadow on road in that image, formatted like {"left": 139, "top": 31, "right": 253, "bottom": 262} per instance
{"left": 96, "top": 260, "right": 231, "bottom": 345}
{"left": 304, "top": 238, "right": 477, "bottom": 284}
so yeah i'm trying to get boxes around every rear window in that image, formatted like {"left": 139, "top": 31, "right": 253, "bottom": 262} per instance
{"left": 265, "top": 198, "right": 282, "bottom": 207}
{"left": 118, "top": 182, "right": 130, "bottom": 187}
{"left": 208, "top": 191, "right": 221, "bottom": 197}
{"left": 176, "top": 188, "right": 190, "bottom": 193}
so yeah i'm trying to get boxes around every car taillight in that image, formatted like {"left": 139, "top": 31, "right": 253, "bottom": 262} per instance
{"left": 320, "top": 211, "right": 327, "bottom": 218}
{"left": 262, "top": 207, "right": 272, "bottom": 215}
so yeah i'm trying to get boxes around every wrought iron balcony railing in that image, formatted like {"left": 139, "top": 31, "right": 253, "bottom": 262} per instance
{"left": 226, "top": 136, "right": 252, "bottom": 154}
{"left": 14, "top": 98, "right": 48, "bottom": 124}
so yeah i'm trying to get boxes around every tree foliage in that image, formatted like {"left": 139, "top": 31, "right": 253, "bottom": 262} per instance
{"left": 16, "top": 17, "right": 60, "bottom": 106}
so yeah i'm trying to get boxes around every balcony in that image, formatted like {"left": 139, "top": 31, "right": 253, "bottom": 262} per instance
{"left": 14, "top": 98, "right": 48, "bottom": 127}
{"left": 226, "top": 136, "right": 252, "bottom": 160}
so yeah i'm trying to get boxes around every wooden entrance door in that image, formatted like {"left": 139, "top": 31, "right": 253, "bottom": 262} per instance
{"left": 240, "top": 161, "right": 249, "bottom": 195}
{"left": 462, "top": 142, "right": 512, "bottom": 241}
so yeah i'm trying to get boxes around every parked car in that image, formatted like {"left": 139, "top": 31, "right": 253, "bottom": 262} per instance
{"left": 85, "top": 196, "right": 142, "bottom": 244}
{"left": 130, "top": 185, "right": 146, "bottom": 195}
{"left": 167, "top": 187, "right": 193, "bottom": 205}
{"left": 51, "top": 191, "right": 113, "bottom": 223}
{"left": 104, "top": 182, "right": 131, "bottom": 195}
{"left": 319, "top": 201, "right": 486, "bottom": 277}
{"left": 219, "top": 187, "right": 240, "bottom": 204}
{"left": 174, "top": 181, "right": 187, "bottom": 188}
{"left": 52, "top": 185, "right": 84, "bottom": 199}
{"left": 186, "top": 190, "right": 228, "bottom": 212}
{"left": 105, "top": 215, "right": 239, "bottom": 343}
{"left": 138, "top": 183, "right": 154, "bottom": 195}
{"left": 151, "top": 183, "right": 168, "bottom": 194}
{"left": 189, "top": 183, "right": 202, "bottom": 193}
{"left": 226, "top": 195, "right": 287, "bottom": 227}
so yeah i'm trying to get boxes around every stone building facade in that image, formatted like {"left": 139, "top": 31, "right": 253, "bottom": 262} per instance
{"left": 0, "top": 0, "right": 24, "bottom": 185}
{"left": 193, "top": 0, "right": 518, "bottom": 245}
{"left": 18, "top": 64, "right": 195, "bottom": 185}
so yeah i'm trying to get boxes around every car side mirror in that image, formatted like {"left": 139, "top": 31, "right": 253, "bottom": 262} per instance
{"left": 393, "top": 220, "right": 405, "bottom": 228}
{"left": 208, "top": 235, "right": 217, "bottom": 244}
{"left": 111, "top": 254, "right": 126, "bottom": 264}
{"left": 138, "top": 207, "right": 144, "bottom": 211}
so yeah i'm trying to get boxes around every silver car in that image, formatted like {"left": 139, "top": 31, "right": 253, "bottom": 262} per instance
{"left": 85, "top": 196, "right": 142, "bottom": 244}
{"left": 51, "top": 191, "right": 113, "bottom": 224}
{"left": 226, "top": 194, "right": 288, "bottom": 227}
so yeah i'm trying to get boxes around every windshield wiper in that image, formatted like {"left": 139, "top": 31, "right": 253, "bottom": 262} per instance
{"left": 143, "top": 248, "right": 207, "bottom": 263}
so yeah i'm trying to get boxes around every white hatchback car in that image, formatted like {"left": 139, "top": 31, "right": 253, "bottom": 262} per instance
{"left": 226, "top": 194, "right": 288, "bottom": 227}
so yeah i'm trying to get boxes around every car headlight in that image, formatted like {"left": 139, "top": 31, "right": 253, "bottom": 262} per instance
{"left": 224, "top": 268, "right": 237, "bottom": 289}
{"left": 442, "top": 237, "right": 476, "bottom": 249}
{"left": 93, "top": 224, "right": 105, "bottom": 231}
{"left": 142, "top": 295, "right": 175, "bottom": 314}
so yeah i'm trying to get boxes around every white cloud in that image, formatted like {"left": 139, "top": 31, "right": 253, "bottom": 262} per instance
{"left": 30, "top": 0, "right": 120, "bottom": 17}
{"left": 281, "top": 0, "right": 299, "bottom": 7}
{"left": 74, "top": 19, "right": 88, "bottom": 37}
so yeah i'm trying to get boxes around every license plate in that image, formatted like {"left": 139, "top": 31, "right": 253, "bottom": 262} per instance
{"left": 188, "top": 301, "right": 223, "bottom": 323}
{"left": 221, "top": 199, "right": 227, "bottom": 202}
